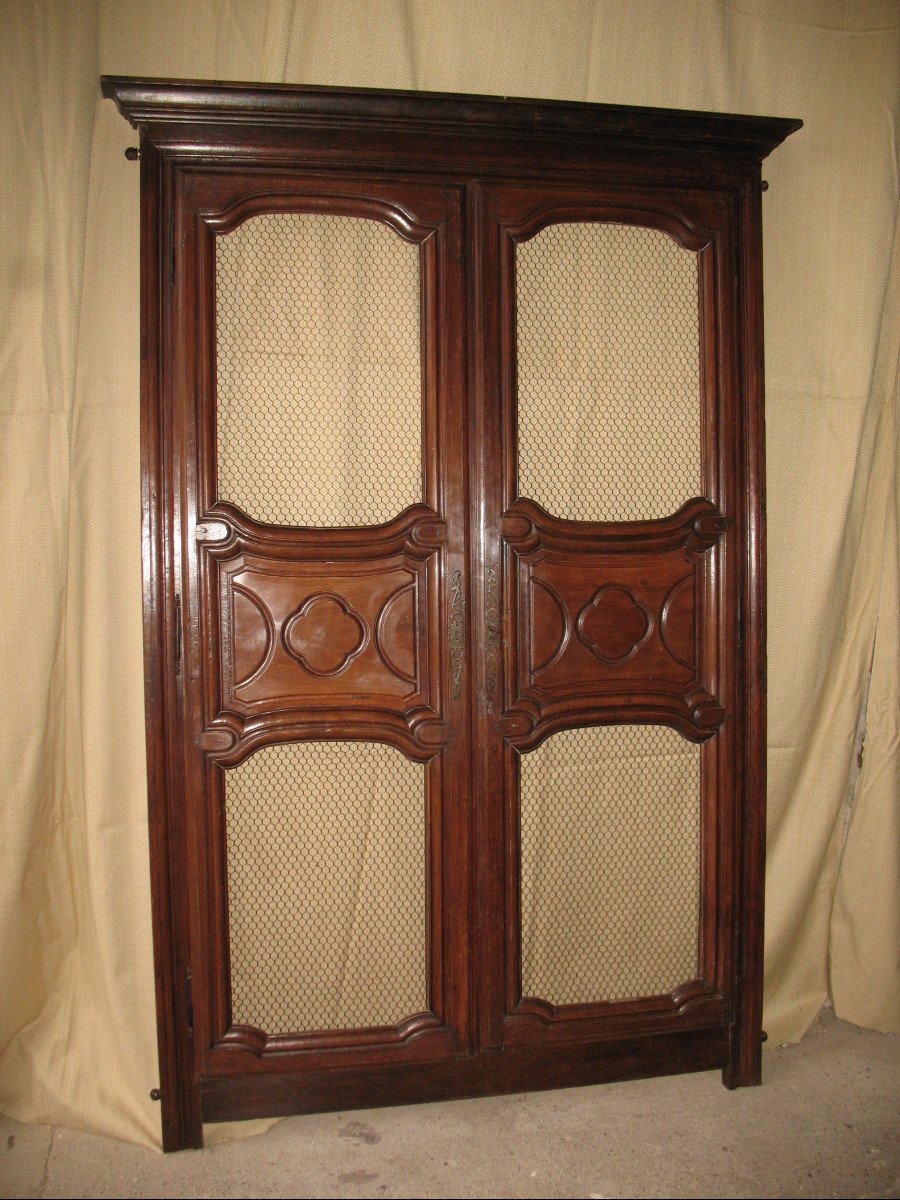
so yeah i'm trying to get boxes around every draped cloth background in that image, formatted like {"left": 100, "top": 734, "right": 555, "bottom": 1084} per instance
{"left": 1, "top": 0, "right": 897, "bottom": 1149}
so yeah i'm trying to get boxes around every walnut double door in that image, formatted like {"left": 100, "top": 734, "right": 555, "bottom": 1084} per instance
{"left": 103, "top": 77, "right": 798, "bottom": 1152}
{"left": 168, "top": 171, "right": 731, "bottom": 1143}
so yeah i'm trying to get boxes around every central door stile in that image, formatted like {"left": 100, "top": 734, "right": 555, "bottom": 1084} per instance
{"left": 432, "top": 182, "right": 476, "bottom": 1061}
{"left": 466, "top": 180, "right": 514, "bottom": 1053}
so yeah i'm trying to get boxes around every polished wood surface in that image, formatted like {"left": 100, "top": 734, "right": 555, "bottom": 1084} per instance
{"left": 102, "top": 76, "right": 800, "bottom": 1151}
{"left": 501, "top": 497, "right": 727, "bottom": 749}
{"left": 202, "top": 504, "right": 449, "bottom": 764}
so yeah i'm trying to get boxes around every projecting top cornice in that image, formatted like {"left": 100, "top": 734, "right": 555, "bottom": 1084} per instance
{"left": 101, "top": 76, "right": 802, "bottom": 162}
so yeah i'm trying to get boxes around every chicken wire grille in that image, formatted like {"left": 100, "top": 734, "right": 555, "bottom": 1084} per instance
{"left": 216, "top": 212, "right": 422, "bottom": 528}
{"left": 519, "top": 724, "right": 701, "bottom": 1005}
{"left": 224, "top": 740, "right": 427, "bottom": 1035}
{"left": 516, "top": 221, "right": 701, "bottom": 522}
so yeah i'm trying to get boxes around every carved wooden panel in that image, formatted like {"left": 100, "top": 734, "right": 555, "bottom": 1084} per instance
{"left": 198, "top": 506, "right": 448, "bottom": 764}
{"left": 501, "top": 497, "right": 727, "bottom": 749}
{"left": 224, "top": 558, "right": 421, "bottom": 697}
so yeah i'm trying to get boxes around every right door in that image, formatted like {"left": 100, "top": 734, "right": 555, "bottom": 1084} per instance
{"left": 473, "top": 185, "right": 741, "bottom": 1066}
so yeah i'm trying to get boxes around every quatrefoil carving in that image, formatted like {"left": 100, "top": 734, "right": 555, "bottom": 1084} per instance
{"left": 576, "top": 585, "right": 652, "bottom": 664}
{"left": 283, "top": 593, "right": 368, "bottom": 676}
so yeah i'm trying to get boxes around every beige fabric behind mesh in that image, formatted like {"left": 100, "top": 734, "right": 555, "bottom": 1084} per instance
{"left": 216, "top": 213, "right": 425, "bottom": 1034}
{"left": 216, "top": 212, "right": 421, "bottom": 527}
{"left": 225, "top": 742, "right": 426, "bottom": 1034}
{"left": 517, "top": 222, "right": 700, "bottom": 521}
{"left": 521, "top": 726, "right": 701, "bottom": 1005}
{"left": 2, "top": 0, "right": 897, "bottom": 1150}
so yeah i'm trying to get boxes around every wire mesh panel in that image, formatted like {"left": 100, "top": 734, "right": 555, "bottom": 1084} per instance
{"left": 516, "top": 222, "right": 701, "bottom": 522}
{"left": 216, "top": 213, "right": 422, "bottom": 527}
{"left": 519, "top": 725, "right": 701, "bottom": 1005}
{"left": 224, "top": 741, "right": 427, "bottom": 1035}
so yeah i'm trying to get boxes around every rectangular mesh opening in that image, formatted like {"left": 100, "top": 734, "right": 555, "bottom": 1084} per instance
{"left": 520, "top": 724, "right": 701, "bottom": 1005}
{"left": 224, "top": 740, "right": 427, "bottom": 1034}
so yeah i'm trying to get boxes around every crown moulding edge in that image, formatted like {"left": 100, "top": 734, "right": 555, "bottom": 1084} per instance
{"left": 100, "top": 76, "right": 802, "bottom": 160}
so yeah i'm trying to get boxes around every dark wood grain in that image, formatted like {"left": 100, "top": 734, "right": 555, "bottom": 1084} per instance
{"left": 198, "top": 505, "right": 448, "bottom": 765}
{"left": 500, "top": 497, "right": 727, "bottom": 749}
{"left": 101, "top": 76, "right": 800, "bottom": 157}
{"left": 102, "top": 75, "right": 800, "bottom": 1150}
{"left": 200, "top": 1025, "right": 730, "bottom": 1124}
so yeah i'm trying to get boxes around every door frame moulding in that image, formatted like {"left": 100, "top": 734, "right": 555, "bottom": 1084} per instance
{"left": 102, "top": 76, "right": 801, "bottom": 1151}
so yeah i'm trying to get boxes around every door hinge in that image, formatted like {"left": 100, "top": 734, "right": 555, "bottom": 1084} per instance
{"left": 174, "top": 594, "right": 182, "bottom": 673}
{"left": 185, "top": 968, "right": 194, "bottom": 1035}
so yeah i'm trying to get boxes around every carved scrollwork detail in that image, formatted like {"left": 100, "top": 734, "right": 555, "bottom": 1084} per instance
{"left": 231, "top": 583, "right": 276, "bottom": 690}
{"left": 688, "top": 510, "right": 731, "bottom": 552}
{"left": 449, "top": 569, "right": 465, "bottom": 700}
{"left": 499, "top": 709, "right": 536, "bottom": 739}
{"left": 406, "top": 516, "right": 448, "bottom": 553}
{"left": 482, "top": 566, "right": 501, "bottom": 711}
{"left": 375, "top": 581, "right": 418, "bottom": 686}
{"left": 195, "top": 519, "right": 231, "bottom": 544}
{"left": 531, "top": 577, "right": 570, "bottom": 676}
{"left": 660, "top": 575, "right": 696, "bottom": 669}
{"left": 406, "top": 707, "right": 451, "bottom": 749}
{"left": 689, "top": 693, "right": 727, "bottom": 732}
{"left": 197, "top": 727, "right": 238, "bottom": 753}
{"left": 501, "top": 511, "right": 539, "bottom": 552}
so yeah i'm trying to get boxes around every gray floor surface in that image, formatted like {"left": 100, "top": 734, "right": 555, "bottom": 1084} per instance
{"left": 2, "top": 1008, "right": 897, "bottom": 1199}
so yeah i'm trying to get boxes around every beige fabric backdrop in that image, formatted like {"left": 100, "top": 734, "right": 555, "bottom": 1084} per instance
{"left": 1, "top": 0, "right": 897, "bottom": 1149}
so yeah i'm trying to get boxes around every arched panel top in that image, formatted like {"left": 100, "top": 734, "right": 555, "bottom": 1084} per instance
{"left": 203, "top": 189, "right": 439, "bottom": 245}
{"left": 502, "top": 201, "right": 714, "bottom": 253}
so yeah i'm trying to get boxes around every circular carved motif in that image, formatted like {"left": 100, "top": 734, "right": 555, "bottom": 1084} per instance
{"left": 660, "top": 575, "right": 696, "bottom": 669}
{"left": 375, "top": 581, "right": 417, "bottom": 685}
{"left": 231, "top": 584, "right": 275, "bottom": 690}
{"left": 576, "top": 585, "right": 652, "bottom": 664}
{"left": 531, "top": 577, "right": 570, "bottom": 675}
{"left": 283, "top": 593, "right": 368, "bottom": 676}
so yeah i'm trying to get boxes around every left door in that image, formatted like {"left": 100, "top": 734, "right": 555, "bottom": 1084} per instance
{"left": 149, "top": 159, "right": 471, "bottom": 1147}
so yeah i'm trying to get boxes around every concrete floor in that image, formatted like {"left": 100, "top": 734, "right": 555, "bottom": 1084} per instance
{"left": 2, "top": 1008, "right": 897, "bottom": 1199}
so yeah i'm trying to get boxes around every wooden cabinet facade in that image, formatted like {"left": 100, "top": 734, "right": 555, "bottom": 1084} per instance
{"left": 102, "top": 77, "right": 799, "bottom": 1151}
